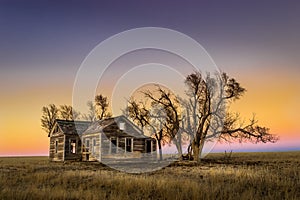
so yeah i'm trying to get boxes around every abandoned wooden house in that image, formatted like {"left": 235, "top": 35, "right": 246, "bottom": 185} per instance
{"left": 48, "top": 119, "right": 91, "bottom": 161}
{"left": 48, "top": 115, "right": 157, "bottom": 162}
{"left": 81, "top": 115, "right": 157, "bottom": 162}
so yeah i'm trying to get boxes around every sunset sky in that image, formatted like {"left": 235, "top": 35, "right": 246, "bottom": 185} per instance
{"left": 0, "top": 1, "right": 299, "bottom": 156}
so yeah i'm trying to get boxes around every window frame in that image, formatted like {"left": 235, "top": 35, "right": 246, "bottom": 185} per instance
{"left": 92, "top": 138, "right": 96, "bottom": 154}
{"left": 125, "top": 137, "right": 133, "bottom": 153}
{"left": 146, "top": 139, "right": 152, "bottom": 153}
{"left": 70, "top": 139, "right": 77, "bottom": 154}
{"left": 110, "top": 137, "right": 118, "bottom": 154}
{"left": 85, "top": 139, "right": 90, "bottom": 152}
{"left": 119, "top": 122, "right": 125, "bottom": 131}
{"left": 55, "top": 140, "right": 58, "bottom": 153}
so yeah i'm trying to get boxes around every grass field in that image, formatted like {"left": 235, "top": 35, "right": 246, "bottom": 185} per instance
{"left": 0, "top": 151, "right": 299, "bottom": 200}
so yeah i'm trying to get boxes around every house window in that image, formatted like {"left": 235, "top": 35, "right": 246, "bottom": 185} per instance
{"left": 55, "top": 140, "right": 58, "bottom": 153}
{"left": 86, "top": 139, "right": 90, "bottom": 152}
{"left": 119, "top": 122, "right": 125, "bottom": 131}
{"left": 70, "top": 139, "right": 76, "bottom": 154}
{"left": 110, "top": 138, "right": 117, "bottom": 154}
{"left": 92, "top": 138, "right": 96, "bottom": 154}
{"left": 146, "top": 140, "right": 152, "bottom": 153}
{"left": 125, "top": 138, "right": 132, "bottom": 152}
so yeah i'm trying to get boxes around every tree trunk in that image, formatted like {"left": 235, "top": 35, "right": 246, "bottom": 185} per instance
{"left": 191, "top": 137, "right": 205, "bottom": 163}
{"left": 177, "top": 143, "right": 183, "bottom": 160}
{"left": 192, "top": 140, "right": 200, "bottom": 162}
{"left": 198, "top": 139, "right": 205, "bottom": 161}
{"left": 157, "top": 140, "right": 163, "bottom": 161}
{"left": 173, "top": 138, "right": 183, "bottom": 160}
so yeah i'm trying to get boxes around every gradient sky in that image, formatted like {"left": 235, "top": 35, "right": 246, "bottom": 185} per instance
{"left": 0, "top": 0, "right": 299, "bottom": 156}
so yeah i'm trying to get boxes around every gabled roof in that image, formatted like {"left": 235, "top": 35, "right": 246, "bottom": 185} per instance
{"left": 49, "top": 119, "right": 91, "bottom": 137}
{"left": 83, "top": 115, "right": 148, "bottom": 138}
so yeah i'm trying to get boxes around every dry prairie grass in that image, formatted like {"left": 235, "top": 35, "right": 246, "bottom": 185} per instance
{"left": 0, "top": 151, "right": 299, "bottom": 200}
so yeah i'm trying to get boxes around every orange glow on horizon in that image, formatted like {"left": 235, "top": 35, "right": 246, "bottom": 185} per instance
{"left": 0, "top": 66, "right": 299, "bottom": 156}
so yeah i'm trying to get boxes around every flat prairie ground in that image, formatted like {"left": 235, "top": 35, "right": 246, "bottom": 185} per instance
{"left": 0, "top": 151, "right": 299, "bottom": 200}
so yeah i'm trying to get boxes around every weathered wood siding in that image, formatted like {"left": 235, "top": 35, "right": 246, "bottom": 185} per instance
{"left": 49, "top": 134, "right": 65, "bottom": 161}
{"left": 133, "top": 139, "right": 145, "bottom": 152}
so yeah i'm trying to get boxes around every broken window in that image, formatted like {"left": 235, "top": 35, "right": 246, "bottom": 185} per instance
{"left": 126, "top": 138, "right": 132, "bottom": 152}
{"left": 55, "top": 140, "right": 58, "bottom": 153}
{"left": 110, "top": 138, "right": 117, "bottom": 154}
{"left": 146, "top": 140, "right": 152, "bottom": 153}
{"left": 70, "top": 139, "right": 76, "bottom": 154}
{"left": 92, "top": 138, "right": 96, "bottom": 154}
{"left": 86, "top": 139, "right": 90, "bottom": 152}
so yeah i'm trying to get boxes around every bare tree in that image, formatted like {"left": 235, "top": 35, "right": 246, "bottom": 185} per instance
{"left": 183, "top": 72, "right": 278, "bottom": 162}
{"left": 220, "top": 113, "right": 277, "bottom": 143}
{"left": 125, "top": 98, "right": 167, "bottom": 160}
{"left": 41, "top": 104, "right": 59, "bottom": 136}
{"left": 126, "top": 99, "right": 149, "bottom": 132}
{"left": 95, "top": 94, "right": 111, "bottom": 120}
{"left": 82, "top": 101, "right": 97, "bottom": 122}
{"left": 82, "top": 94, "right": 111, "bottom": 122}
{"left": 59, "top": 105, "right": 80, "bottom": 120}
{"left": 143, "top": 86, "right": 184, "bottom": 158}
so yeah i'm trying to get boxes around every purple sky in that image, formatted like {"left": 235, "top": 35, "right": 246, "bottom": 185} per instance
{"left": 1, "top": 1, "right": 300, "bottom": 72}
